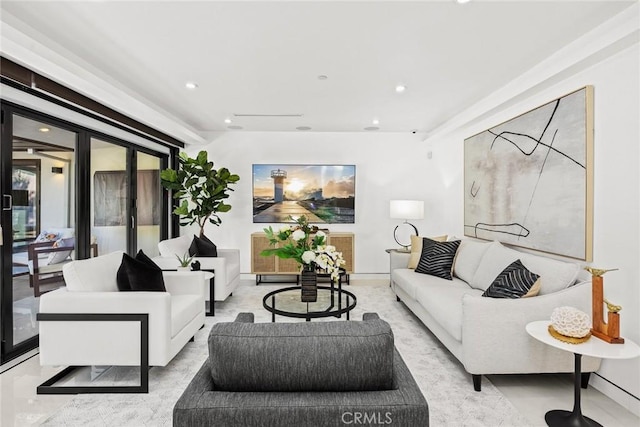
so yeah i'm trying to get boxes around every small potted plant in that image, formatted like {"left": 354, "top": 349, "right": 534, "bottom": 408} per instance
{"left": 175, "top": 252, "right": 194, "bottom": 271}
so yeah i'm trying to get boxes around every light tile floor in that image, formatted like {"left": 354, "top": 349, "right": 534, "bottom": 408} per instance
{"left": 2, "top": 346, "right": 638, "bottom": 426}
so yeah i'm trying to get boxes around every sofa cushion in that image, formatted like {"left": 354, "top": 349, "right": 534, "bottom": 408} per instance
{"left": 471, "top": 241, "right": 580, "bottom": 295}
{"left": 208, "top": 318, "right": 395, "bottom": 392}
{"left": 407, "top": 234, "right": 447, "bottom": 269}
{"left": 415, "top": 280, "right": 483, "bottom": 341}
{"left": 393, "top": 268, "right": 425, "bottom": 300}
{"left": 453, "top": 239, "right": 492, "bottom": 284}
{"left": 63, "top": 251, "right": 124, "bottom": 292}
{"left": 171, "top": 295, "right": 203, "bottom": 338}
{"left": 415, "top": 239, "right": 460, "bottom": 280}
{"left": 482, "top": 259, "right": 540, "bottom": 299}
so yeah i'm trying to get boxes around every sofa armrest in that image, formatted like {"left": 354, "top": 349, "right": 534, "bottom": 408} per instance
{"left": 390, "top": 251, "right": 410, "bottom": 271}
{"left": 461, "top": 281, "right": 600, "bottom": 373}
{"left": 38, "top": 288, "right": 173, "bottom": 366}
{"left": 40, "top": 287, "right": 171, "bottom": 315}
{"left": 234, "top": 312, "right": 255, "bottom": 323}
{"left": 217, "top": 249, "right": 239, "bottom": 264}
{"left": 163, "top": 271, "right": 206, "bottom": 298}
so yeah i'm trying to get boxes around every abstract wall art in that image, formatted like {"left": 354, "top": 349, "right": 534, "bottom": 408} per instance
{"left": 464, "top": 86, "right": 593, "bottom": 260}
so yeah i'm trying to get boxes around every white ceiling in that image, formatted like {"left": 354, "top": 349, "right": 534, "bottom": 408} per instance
{"left": 0, "top": 1, "right": 635, "bottom": 144}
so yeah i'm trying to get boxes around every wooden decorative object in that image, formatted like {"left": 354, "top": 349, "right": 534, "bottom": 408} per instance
{"left": 587, "top": 267, "right": 624, "bottom": 344}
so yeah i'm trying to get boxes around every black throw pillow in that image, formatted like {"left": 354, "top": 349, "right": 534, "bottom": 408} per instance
{"left": 117, "top": 250, "right": 164, "bottom": 292}
{"left": 482, "top": 259, "right": 539, "bottom": 299}
{"left": 189, "top": 234, "right": 218, "bottom": 257}
{"left": 121, "top": 253, "right": 166, "bottom": 292}
{"left": 415, "top": 238, "right": 461, "bottom": 280}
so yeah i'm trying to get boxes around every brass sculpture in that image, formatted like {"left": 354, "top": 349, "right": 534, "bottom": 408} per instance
{"left": 584, "top": 267, "right": 618, "bottom": 277}
{"left": 603, "top": 299, "right": 622, "bottom": 314}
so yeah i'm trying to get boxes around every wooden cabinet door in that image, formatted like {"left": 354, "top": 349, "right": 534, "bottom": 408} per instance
{"left": 251, "top": 233, "right": 276, "bottom": 273}
{"left": 329, "top": 233, "right": 354, "bottom": 273}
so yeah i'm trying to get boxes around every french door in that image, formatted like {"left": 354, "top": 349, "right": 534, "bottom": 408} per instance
{"left": 0, "top": 102, "right": 169, "bottom": 365}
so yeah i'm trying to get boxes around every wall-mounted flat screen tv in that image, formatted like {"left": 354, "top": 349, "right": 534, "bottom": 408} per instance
{"left": 253, "top": 164, "right": 355, "bottom": 224}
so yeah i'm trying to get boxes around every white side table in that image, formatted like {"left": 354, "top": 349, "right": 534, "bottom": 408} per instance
{"left": 526, "top": 320, "right": 640, "bottom": 427}
{"left": 201, "top": 271, "right": 215, "bottom": 317}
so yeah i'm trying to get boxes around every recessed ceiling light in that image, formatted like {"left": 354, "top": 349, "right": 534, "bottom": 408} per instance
{"left": 39, "top": 127, "right": 50, "bottom": 133}
{"left": 395, "top": 84, "right": 406, "bottom": 93}
{"left": 228, "top": 125, "right": 243, "bottom": 130}
{"left": 364, "top": 127, "right": 379, "bottom": 131}
{"left": 185, "top": 82, "right": 198, "bottom": 90}
{"left": 296, "top": 126, "right": 312, "bottom": 131}
{"left": 317, "top": 75, "right": 328, "bottom": 80}
{"left": 372, "top": 119, "right": 379, "bottom": 125}
{"left": 456, "top": 0, "right": 471, "bottom": 3}
{"left": 224, "top": 118, "right": 232, "bottom": 124}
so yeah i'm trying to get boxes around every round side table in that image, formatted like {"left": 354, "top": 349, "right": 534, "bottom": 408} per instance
{"left": 526, "top": 320, "right": 640, "bottom": 427}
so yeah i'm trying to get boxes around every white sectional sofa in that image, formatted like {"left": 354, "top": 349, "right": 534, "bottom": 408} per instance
{"left": 390, "top": 238, "right": 601, "bottom": 391}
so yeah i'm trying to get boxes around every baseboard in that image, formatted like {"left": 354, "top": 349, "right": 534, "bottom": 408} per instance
{"left": 590, "top": 373, "right": 640, "bottom": 417}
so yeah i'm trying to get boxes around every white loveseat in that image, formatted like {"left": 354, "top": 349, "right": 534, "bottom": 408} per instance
{"left": 390, "top": 238, "right": 601, "bottom": 391}
{"left": 154, "top": 234, "right": 240, "bottom": 302}
{"left": 38, "top": 250, "right": 206, "bottom": 393}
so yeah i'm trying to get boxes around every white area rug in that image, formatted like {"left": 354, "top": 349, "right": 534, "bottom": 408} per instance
{"left": 42, "top": 280, "right": 531, "bottom": 426}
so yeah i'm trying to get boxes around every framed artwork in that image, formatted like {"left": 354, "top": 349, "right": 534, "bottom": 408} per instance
{"left": 464, "top": 86, "right": 593, "bottom": 260}
{"left": 252, "top": 164, "right": 356, "bottom": 223}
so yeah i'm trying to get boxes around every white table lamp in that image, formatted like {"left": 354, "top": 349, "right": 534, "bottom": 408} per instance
{"left": 390, "top": 200, "right": 424, "bottom": 250}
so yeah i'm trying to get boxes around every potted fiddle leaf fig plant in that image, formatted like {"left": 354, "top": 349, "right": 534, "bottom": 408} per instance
{"left": 160, "top": 151, "right": 240, "bottom": 237}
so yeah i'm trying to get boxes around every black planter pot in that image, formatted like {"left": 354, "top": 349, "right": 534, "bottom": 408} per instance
{"left": 300, "top": 268, "right": 318, "bottom": 303}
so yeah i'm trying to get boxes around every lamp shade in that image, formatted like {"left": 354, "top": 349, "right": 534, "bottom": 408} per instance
{"left": 389, "top": 200, "right": 424, "bottom": 220}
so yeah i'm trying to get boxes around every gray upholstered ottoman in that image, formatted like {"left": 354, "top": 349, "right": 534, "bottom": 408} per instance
{"left": 173, "top": 312, "right": 429, "bottom": 427}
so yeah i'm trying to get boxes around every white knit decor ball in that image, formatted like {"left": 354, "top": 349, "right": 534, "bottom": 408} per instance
{"left": 550, "top": 306, "right": 591, "bottom": 338}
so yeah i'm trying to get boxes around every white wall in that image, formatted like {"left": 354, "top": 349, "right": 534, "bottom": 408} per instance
{"left": 190, "top": 131, "right": 434, "bottom": 274}
{"left": 424, "top": 44, "right": 640, "bottom": 412}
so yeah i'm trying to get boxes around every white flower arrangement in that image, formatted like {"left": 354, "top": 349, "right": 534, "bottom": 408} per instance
{"left": 261, "top": 215, "right": 345, "bottom": 281}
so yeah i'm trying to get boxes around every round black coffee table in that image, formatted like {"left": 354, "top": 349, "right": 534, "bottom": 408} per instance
{"left": 263, "top": 285, "right": 356, "bottom": 322}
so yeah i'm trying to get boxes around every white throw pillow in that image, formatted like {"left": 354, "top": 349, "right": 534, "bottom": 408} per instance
{"left": 470, "top": 241, "right": 580, "bottom": 294}
{"left": 158, "top": 235, "right": 192, "bottom": 258}
{"left": 453, "top": 239, "right": 492, "bottom": 284}
{"left": 63, "top": 250, "right": 124, "bottom": 292}
{"left": 46, "top": 237, "right": 75, "bottom": 265}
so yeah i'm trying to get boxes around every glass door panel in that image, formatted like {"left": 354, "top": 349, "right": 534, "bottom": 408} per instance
{"left": 9, "top": 114, "right": 76, "bottom": 347}
{"left": 90, "top": 138, "right": 128, "bottom": 255}
{"left": 136, "top": 152, "right": 161, "bottom": 257}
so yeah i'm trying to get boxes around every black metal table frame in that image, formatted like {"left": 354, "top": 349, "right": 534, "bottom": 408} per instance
{"left": 545, "top": 353, "right": 601, "bottom": 427}
{"left": 262, "top": 279, "right": 357, "bottom": 322}
{"left": 256, "top": 269, "right": 350, "bottom": 286}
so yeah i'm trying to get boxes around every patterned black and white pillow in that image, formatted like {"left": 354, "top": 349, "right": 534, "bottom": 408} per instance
{"left": 482, "top": 259, "right": 540, "bottom": 299}
{"left": 415, "top": 238, "right": 461, "bottom": 280}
